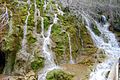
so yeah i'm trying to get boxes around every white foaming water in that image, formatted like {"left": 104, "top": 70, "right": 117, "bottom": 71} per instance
{"left": 21, "top": 0, "right": 31, "bottom": 60}
{"left": 81, "top": 13, "right": 120, "bottom": 80}
{"left": 41, "top": 17, "right": 44, "bottom": 38}
{"left": 22, "top": 11, "right": 30, "bottom": 50}
{"left": 66, "top": 32, "right": 75, "bottom": 64}
{"left": 43, "top": 0, "right": 47, "bottom": 10}
{"left": 34, "top": 0, "right": 41, "bottom": 32}
{"left": 0, "top": 7, "right": 9, "bottom": 28}
{"left": 56, "top": 4, "right": 64, "bottom": 16}
{"left": 38, "top": 13, "right": 59, "bottom": 80}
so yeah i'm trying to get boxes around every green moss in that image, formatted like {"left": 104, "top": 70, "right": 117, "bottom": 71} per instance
{"left": 31, "top": 57, "right": 44, "bottom": 71}
{"left": 1, "top": 25, "right": 23, "bottom": 74}
{"left": 44, "top": 16, "right": 51, "bottom": 31}
{"left": 28, "top": 14, "right": 34, "bottom": 27}
{"left": 27, "top": 32, "right": 37, "bottom": 44}
{"left": 36, "top": 0, "right": 44, "bottom": 16}
{"left": 92, "top": 25, "right": 101, "bottom": 36}
{"left": 46, "top": 69, "right": 74, "bottom": 80}
{"left": 51, "top": 24, "right": 70, "bottom": 63}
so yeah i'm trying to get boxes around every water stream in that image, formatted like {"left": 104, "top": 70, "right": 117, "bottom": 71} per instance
{"left": 8, "top": 11, "right": 13, "bottom": 33}
{"left": 38, "top": 13, "right": 59, "bottom": 80}
{"left": 66, "top": 32, "right": 75, "bottom": 64}
{"left": 0, "top": 7, "right": 9, "bottom": 29}
{"left": 81, "top": 12, "right": 120, "bottom": 80}
{"left": 21, "top": 0, "right": 31, "bottom": 60}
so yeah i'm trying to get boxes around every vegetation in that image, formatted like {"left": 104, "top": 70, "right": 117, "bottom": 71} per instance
{"left": 31, "top": 57, "right": 44, "bottom": 71}
{"left": 46, "top": 69, "right": 74, "bottom": 80}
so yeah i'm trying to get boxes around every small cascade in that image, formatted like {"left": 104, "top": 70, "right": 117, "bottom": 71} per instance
{"left": 22, "top": 11, "right": 30, "bottom": 50}
{"left": 34, "top": 0, "right": 41, "bottom": 32}
{"left": 8, "top": 11, "right": 13, "bottom": 33}
{"left": 38, "top": 13, "right": 59, "bottom": 80}
{"left": 81, "top": 13, "right": 120, "bottom": 80}
{"left": 41, "top": 17, "right": 44, "bottom": 38}
{"left": 0, "top": 7, "right": 9, "bottom": 30}
{"left": 66, "top": 32, "right": 75, "bottom": 64}
{"left": 43, "top": 0, "right": 47, "bottom": 10}
{"left": 21, "top": 0, "right": 31, "bottom": 59}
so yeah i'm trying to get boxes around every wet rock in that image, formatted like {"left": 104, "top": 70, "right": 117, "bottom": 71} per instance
{"left": 113, "top": 23, "right": 120, "bottom": 32}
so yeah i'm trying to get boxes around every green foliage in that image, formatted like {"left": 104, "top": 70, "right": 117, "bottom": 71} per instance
{"left": 51, "top": 24, "right": 69, "bottom": 63}
{"left": 92, "top": 25, "right": 101, "bottom": 36}
{"left": 1, "top": 25, "right": 23, "bottom": 74}
{"left": 28, "top": 14, "right": 34, "bottom": 27}
{"left": 31, "top": 57, "right": 44, "bottom": 71}
{"left": 2, "top": 25, "right": 22, "bottom": 52}
{"left": 36, "top": 0, "right": 44, "bottom": 16}
{"left": 46, "top": 69, "right": 74, "bottom": 80}
{"left": 27, "top": 32, "right": 37, "bottom": 44}
{"left": 44, "top": 16, "right": 51, "bottom": 31}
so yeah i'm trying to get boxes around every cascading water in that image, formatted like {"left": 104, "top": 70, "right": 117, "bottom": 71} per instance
{"left": 34, "top": 0, "right": 41, "bottom": 32}
{"left": 55, "top": 4, "right": 64, "bottom": 16}
{"left": 81, "top": 12, "right": 120, "bottom": 80}
{"left": 66, "top": 32, "right": 75, "bottom": 64}
{"left": 43, "top": 0, "right": 47, "bottom": 10}
{"left": 8, "top": 11, "right": 13, "bottom": 33}
{"left": 38, "top": 13, "right": 59, "bottom": 80}
{"left": 41, "top": 17, "right": 44, "bottom": 38}
{"left": 0, "top": 7, "right": 9, "bottom": 30}
{"left": 21, "top": 0, "right": 31, "bottom": 60}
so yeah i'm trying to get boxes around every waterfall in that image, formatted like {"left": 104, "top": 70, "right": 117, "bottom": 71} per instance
{"left": 0, "top": 7, "right": 9, "bottom": 30}
{"left": 9, "top": 11, "right": 13, "bottom": 33}
{"left": 22, "top": 11, "right": 30, "bottom": 50}
{"left": 20, "top": 0, "right": 31, "bottom": 60}
{"left": 41, "top": 17, "right": 44, "bottom": 38}
{"left": 38, "top": 13, "right": 59, "bottom": 80}
{"left": 34, "top": 0, "right": 41, "bottom": 32}
{"left": 43, "top": 0, "right": 47, "bottom": 10}
{"left": 81, "top": 12, "right": 120, "bottom": 80}
{"left": 66, "top": 32, "right": 75, "bottom": 64}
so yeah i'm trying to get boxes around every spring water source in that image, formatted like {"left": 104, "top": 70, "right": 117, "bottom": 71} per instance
{"left": 81, "top": 12, "right": 120, "bottom": 80}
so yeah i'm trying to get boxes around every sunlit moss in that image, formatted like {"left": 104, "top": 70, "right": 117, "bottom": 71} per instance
{"left": 46, "top": 69, "right": 74, "bottom": 80}
{"left": 31, "top": 57, "right": 44, "bottom": 71}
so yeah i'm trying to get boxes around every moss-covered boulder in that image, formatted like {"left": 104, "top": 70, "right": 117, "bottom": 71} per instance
{"left": 46, "top": 69, "right": 74, "bottom": 80}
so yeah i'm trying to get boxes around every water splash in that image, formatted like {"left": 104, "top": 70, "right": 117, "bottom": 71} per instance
{"left": 81, "top": 13, "right": 120, "bottom": 80}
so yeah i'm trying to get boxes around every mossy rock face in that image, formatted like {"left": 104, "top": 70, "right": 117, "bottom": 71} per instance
{"left": 46, "top": 69, "right": 74, "bottom": 80}
{"left": 31, "top": 57, "right": 44, "bottom": 71}
{"left": 51, "top": 13, "right": 97, "bottom": 64}
{"left": 91, "top": 24, "right": 101, "bottom": 36}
